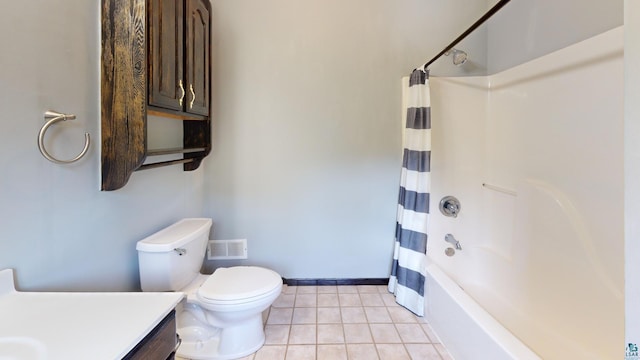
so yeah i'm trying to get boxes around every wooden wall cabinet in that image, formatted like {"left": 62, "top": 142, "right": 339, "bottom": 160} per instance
{"left": 101, "top": 0, "right": 211, "bottom": 191}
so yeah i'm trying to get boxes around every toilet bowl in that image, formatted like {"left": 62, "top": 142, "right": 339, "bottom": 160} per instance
{"left": 177, "top": 267, "right": 282, "bottom": 359}
{"left": 136, "top": 218, "right": 283, "bottom": 360}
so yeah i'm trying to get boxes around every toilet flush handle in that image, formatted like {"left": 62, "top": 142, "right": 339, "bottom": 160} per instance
{"left": 174, "top": 248, "right": 187, "bottom": 256}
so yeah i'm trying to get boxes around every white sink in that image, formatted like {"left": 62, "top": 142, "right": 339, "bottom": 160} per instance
{"left": 0, "top": 337, "right": 47, "bottom": 360}
{"left": 0, "top": 269, "right": 184, "bottom": 359}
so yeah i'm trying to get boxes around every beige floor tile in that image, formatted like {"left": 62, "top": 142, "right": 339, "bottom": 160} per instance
{"left": 295, "top": 293, "right": 318, "bottom": 307}
{"left": 317, "top": 293, "right": 339, "bottom": 307}
{"left": 360, "top": 293, "right": 385, "bottom": 306}
{"left": 252, "top": 285, "right": 453, "bottom": 360}
{"left": 289, "top": 324, "right": 317, "bottom": 344}
{"left": 338, "top": 293, "right": 362, "bottom": 307}
{"left": 364, "top": 307, "right": 392, "bottom": 323}
{"left": 343, "top": 323, "right": 373, "bottom": 344}
{"left": 395, "top": 323, "right": 429, "bottom": 343}
{"left": 292, "top": 307, "right": 317, "bottom": 324}
{"left": 317, "top": 285, "right": 338, "bottom": 294}
{"left": 376, "top": 344, "right": 410, "bottom": 360}
{"left": 380, "top": 293, "right": 400, "bottom": 307}
{"left": 404, "top": 344, "right": 442, "bottom": 360}
{"left": 340, "top": 307, "right": 367, "bottom": 323}
{"left": 415, "top": 315, "right": 428, "bottom": 324}
{"left": 369, "top": 324, "right": 402, "bottom": 343}
{"left": 337, "top": 285, "right": 358, "bottom": 294}
{"left": 283, "top": 286, "right": 297, "bottom": 295}
{"left": 317, "top": 344, "right": 347, "bottom": 360}
{"left": 297, "top": 286, "right": 317, "bottom": 294}
{"left": 376, "top": 285, "right": 390, "bottom": 293}
{"left": 267, "top": 308, "right": 293, "bottom": 325}
{"left": 317, "top": 324, "right": 345, "bottom": 344}
{"left": 387, "top": 307, "right": 418, "bottom": 323}
{"left": 317, "top": 307, "right": 342, "bottom": 324}
{"left": 273, "top": 294, "right": 296, "bottom": 308}
{"left": 254, "top": 345, "right": 287, "bottom": 360}
{"left": 356, "top": 285, "right": 380, "bottom": 293}
{"left": 346, "top": 343, "right": 380, "bottom": 360}
{"left": 286, "top": 345, "right": 316, "bottom": 360}
{"left": 264, "top": 324, "right": 290, "bottom": 345}
{"left": 420, "top": 323, "right": 440, "bottom": 343}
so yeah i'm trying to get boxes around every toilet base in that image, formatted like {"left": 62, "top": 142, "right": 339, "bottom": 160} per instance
{"left": 176, "top": 312, "right": 266, "bottom": 360}
{"left": 177, "top": 336, "right": 264, "bottom": 360}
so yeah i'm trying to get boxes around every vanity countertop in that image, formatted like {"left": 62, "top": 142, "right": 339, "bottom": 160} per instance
{"left": 0, "top": 269, "right": 184, "bottom": 360}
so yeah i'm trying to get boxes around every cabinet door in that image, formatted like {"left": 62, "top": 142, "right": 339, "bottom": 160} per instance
{"left": 148, "top": 0, "right": 184, "bottom": 111}
{"left": 185, "top": 0, "right": 210, "bottom": 116}
{"left": 123, "top": 310, "right": 177, "bottom": 359}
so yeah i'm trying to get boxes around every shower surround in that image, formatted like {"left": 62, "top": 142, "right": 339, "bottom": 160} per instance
{"left": 425, "top": 27, "right": 624, "bottom": 359}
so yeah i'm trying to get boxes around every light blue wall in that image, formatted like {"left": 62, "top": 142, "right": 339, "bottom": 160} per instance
{"left": 487, "top": 0, "right": 623, "bottom": 74}
{"left": 1, "top": 0, "right": 625, "bottom": 291}
{"left": 0, "top": 0, "right": 493, "bottom": 290}
{"left": 428, "top": 0, "right": 624, "bottom": 76}
{"left": 0, "top": 0, "right": 206, "bottom": 291}
{"left": 202, "top": 0, "right": 488, "bottom": 278}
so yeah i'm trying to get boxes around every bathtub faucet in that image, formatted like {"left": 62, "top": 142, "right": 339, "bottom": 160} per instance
{"left": 445, "top": 234, "right": 462, "bottom": 250}
{"left": 439, "top": 196, "right": 461, "bottom": 218}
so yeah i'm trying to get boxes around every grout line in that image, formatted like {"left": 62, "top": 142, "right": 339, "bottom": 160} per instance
{"left": 264, "top": 285, "right": 450, "bottom": 359}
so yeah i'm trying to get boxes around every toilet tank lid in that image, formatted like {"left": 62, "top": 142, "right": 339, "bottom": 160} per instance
{"left": 136, "top": 218, "right": 212, "bottom": 252}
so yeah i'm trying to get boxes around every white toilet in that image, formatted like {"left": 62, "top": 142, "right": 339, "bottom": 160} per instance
{"left": 136, "top": 218, "right": 283, "bottom": 360}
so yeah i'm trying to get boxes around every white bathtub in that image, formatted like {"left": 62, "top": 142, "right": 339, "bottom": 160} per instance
{"left": 426, "top": 27, "right": 624, "bottom": 359}
{"left": 425, "top": 261, "right": 540, "bottom": 360}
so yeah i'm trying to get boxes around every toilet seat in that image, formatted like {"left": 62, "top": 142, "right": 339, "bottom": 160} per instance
{"left": 197, "top": 266, "right": 282, "bottom": 305}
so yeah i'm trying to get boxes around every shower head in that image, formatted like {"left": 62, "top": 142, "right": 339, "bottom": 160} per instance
{"left": 445, "top": 48, "right": 468, "bottom": 66}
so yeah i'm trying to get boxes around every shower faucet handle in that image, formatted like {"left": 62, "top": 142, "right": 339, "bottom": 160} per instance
{"left": 439, "top": 196, "right": 461, "bottom": 218}
{"left": 446, "top": 203, "right": 459, "bottom": 213}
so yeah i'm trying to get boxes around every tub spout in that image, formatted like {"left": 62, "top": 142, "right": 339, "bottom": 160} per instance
{"left": 445, "top": 234, "right": 462, "bottom": 250}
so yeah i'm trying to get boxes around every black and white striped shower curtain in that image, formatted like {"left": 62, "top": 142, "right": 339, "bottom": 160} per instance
{"left": 388, "top": 69, "right": 430, "bottom": 316}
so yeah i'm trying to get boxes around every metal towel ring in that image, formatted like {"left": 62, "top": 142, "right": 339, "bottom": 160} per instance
{"left": 37, "top": 110, "right": 90, "bottom": 164}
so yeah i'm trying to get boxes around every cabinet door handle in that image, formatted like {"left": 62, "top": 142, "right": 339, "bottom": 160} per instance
{"left": 174, "top": 333, "right": 182, "bottom": 353}
{"left": 189, "top": 84, "right": 196, "bottom": 109}
{"left": 178, "top": 80, "right": 185, "bottom": 107}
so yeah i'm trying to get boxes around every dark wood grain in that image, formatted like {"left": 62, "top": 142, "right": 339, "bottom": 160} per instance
{"left": 183, "top": 119, "right": 211, "bottom": 171}
{"left": 101, "top": 0, "right": 211, "bottom": 189}
{"left": 185, "top": 0, "right": 210, "bottom": 116}
{"left": 148, "top": 0, "right": 184, "bottom": 111}
{"left": 101, "top": 0, "right": 147, "bottom": 191}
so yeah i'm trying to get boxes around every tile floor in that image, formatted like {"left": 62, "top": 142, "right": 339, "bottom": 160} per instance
{"left": 238, "top": 284, "right": 453, "bottom": 360}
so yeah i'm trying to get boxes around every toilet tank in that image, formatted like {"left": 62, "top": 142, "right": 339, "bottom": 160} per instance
{"left": 136, "top": 218, "right": 213, "bottom": 292}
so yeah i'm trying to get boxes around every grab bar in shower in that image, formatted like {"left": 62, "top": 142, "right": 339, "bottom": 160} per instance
{"left": 482, "top": 183, "right": 517, "bottom": 196}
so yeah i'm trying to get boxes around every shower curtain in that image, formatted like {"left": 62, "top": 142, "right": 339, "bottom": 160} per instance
{"left": 388, "top": 69, "right": 431, "bottom": 316}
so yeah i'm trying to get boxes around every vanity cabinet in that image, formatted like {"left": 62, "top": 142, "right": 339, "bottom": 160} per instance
{"left": 101, "top": 0, "right": 211, "bottom": 191}
{"left": 123, "top": 310, "right": 178, "bottom": 360}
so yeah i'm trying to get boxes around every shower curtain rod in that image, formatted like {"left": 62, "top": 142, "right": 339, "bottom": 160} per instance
{"left": 421, "top": 0, "right": 511, "bottom": 71}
